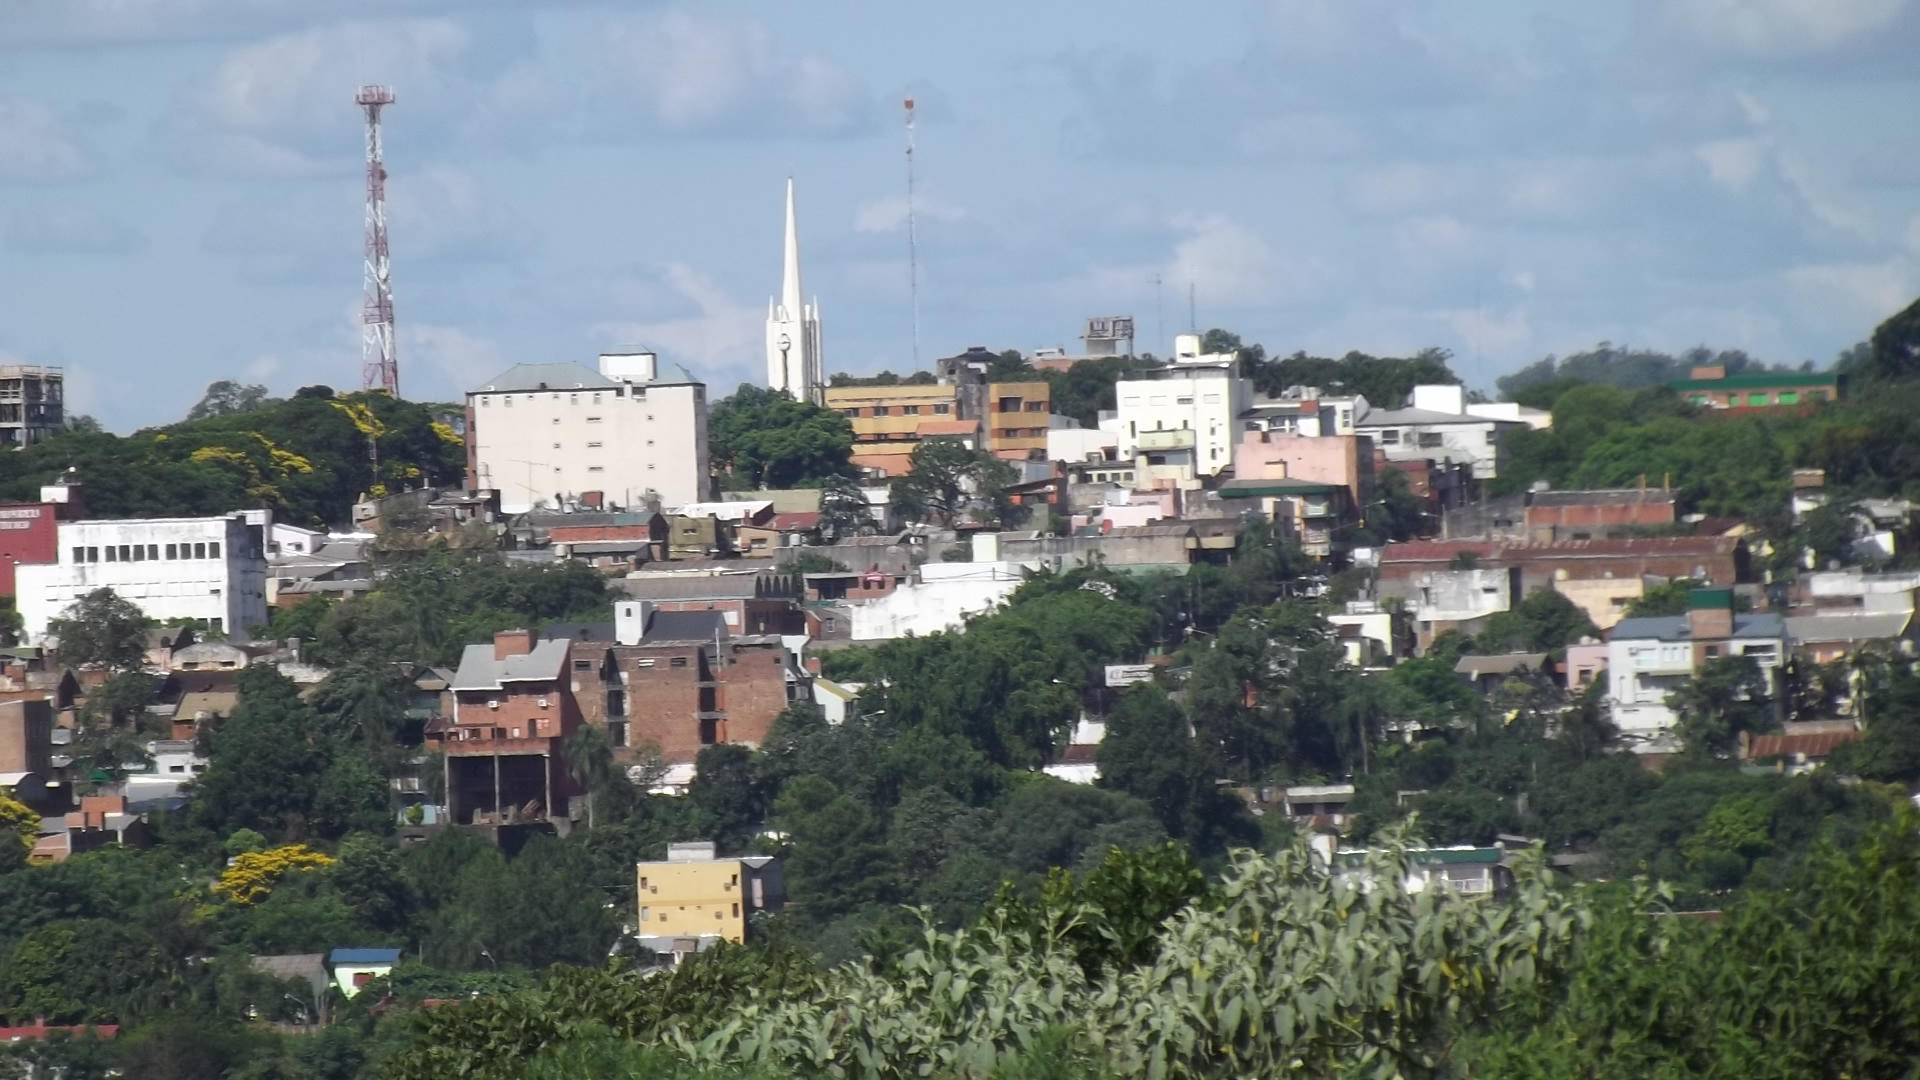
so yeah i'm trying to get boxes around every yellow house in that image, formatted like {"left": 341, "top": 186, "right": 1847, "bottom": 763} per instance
{"left": 636, "top": 841, "right": 784, "bottom": 959}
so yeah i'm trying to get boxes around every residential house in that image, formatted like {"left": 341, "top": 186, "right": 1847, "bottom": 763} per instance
{"left": 1238, "top": 386, "right": 1364, "bottom": 439}
{"left": 1216, "top": 477, "right": 1351, "bottom": 557}
{"left": 1564, "top": 642, "right": 1607, "bottom": 692}
{"left": 250, "top": 954, "right": 332, "bottom": 1024}
{"left": 430, "top": 630, "right": 582, "bottom": 825}
{"left": 1605, "top": 588, "right": 1786, "bottom": 751}
{"left": 1282, "top": 784, "right": 1357, "bottom": 829}
{"left": 1326, "top": 601, "right": 1403, "bottom": 669}
{"left": 329, "top": 948, "right": 401, "bottom": 998}
{"left": 1331, "top": 846, "right": 1518, "bottom": 899}
{"left": 30, "top": 794, "right": 151, "bottom": 863}
{"left": 848, "top": 559, "right": 1029, "bottom": 642}
{"left": 617, "top": 570, "right": 805, "bottom": 635}
{"left": 1388, "top": 567, "right": 1520, "bottom": 647}
{"left": 1524, "top": 487, "right": 1676, "bottom": 542}
{"left": 635, "top": 841, "right": 785, "bottom": 963}
{"left": 0, "top": 699, "right": 53, "bottom": 804}
{"left": 1454, "top": 653, "right": 1550, "bottom": 695}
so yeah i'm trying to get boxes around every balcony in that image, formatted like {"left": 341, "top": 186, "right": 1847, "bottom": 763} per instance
{"left": 1136, "top": 429, "right": 1196, "bottom": 451}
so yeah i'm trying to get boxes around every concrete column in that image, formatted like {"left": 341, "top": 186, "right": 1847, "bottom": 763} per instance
{"left": 543, "top": 751, "right": 552, "bottom": 821}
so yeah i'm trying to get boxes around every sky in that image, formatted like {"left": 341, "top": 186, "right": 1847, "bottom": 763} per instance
{"left": 2, "top": 0, "right": 1919, "bottom": 431}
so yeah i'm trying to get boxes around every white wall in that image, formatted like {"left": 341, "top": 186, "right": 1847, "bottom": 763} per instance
{"left": 849, "top": 562, "right": 1028, "bottom": 641}
{"left": 1113, "top": 371, "right": 1247, "bottom": 478}
{"left": 1047, "top": 427, "right": 1119, "bottom": 464}
{"left": 18, "top": 515, "right": 268, "bottom": 641}
{"left": 469, "top": 376, "right": 709, "bottom": 514}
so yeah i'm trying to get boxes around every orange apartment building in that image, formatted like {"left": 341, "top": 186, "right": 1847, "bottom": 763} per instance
{"left": 823, "top": 383, "right": 968, "bottom": 477}
{"left": 986, "top": 381, "right": 1052, "bottom": 461}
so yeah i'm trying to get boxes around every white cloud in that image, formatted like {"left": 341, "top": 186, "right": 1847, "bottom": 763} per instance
{"left": 1906, "top": 216, "right": 1920, "bottom": 254}
{"left": 1346, "top": 163, "right": 1451, "bottom": 217}
{"left": 573, "top": 13, "right": 868, "bottom": 137}
{"left": 1696, "top": 136, "right": 1770, "bottom": 191}
{"left": 388, "top": 167, "right": 539, "bottom": 262}
{"left": 0, "top": 0, "right": 609, "bottom": 46}
{"left": 170, "top": 19, "right": 484, "bottom": 176}
{"left": 1785, "top": 257, "right": 1917, "bottom": 328}
{"left": 589, "top": 264, "right": 763, "bottom": 389}
{"left": 406, "top": 324, "right": 510, "bottom": 393}
{"left": 853, "top": 192, "right": 965, "bottom": 234}
{"left": 4, "top": 209, "right": 146, "bottom": 254}
{"left": 0, "top": 100, "right": 94, "bottom": 182}
{"left": 1653, "top": 0, "right": 1907, "bottom": 55}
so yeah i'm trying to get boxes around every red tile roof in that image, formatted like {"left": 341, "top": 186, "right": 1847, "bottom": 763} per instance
{"left": 1381, "top": 536, "right": 1736, "bottom": 563}
{"left": 769, "top": 512, "right": 820, "bottom": 532}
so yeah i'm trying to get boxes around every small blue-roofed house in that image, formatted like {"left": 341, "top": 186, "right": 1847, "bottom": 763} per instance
{"left": 328, "top": 947, "right": 402, "bottom": 997}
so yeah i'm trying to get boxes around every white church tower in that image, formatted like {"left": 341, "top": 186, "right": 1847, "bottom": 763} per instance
{"left": 765, "top": 178, "right": 824, "bottom": 404}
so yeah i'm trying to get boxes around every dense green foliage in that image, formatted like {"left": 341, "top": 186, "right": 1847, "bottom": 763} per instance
{"left": 707, "top": 385, "right": 857, "bottom": 490}
{"left": 887, "top": 438, "right": 1024, "bottom": 527}
{"left": 0, "top": 385, "right": 463, "bottom": 527}
{"left": 1497, "top": 342, "right": 1806, "bottom": 400}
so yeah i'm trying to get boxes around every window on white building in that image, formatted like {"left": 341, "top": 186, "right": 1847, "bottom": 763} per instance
{"left": 1177, "top": 396, "right": 1193, "bottom": 405}
{"left": 193, "top": 543, "right": 206, "bottom": 559}
{"left": 1418, "top": 432, "right": 1444, "bottom": 448}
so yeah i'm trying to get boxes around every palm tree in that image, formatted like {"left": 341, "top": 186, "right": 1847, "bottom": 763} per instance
{"left": 563, "top": 724, "right": 617, "bottom": 828}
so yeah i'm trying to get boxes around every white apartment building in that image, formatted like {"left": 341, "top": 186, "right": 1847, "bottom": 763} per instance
{"left": 1108, "top": 335, "right": 1249, "bottom": 481}
{"left": 17, "top": 512, "right": 270, "bottom": 641}
{"left": 1606, "top": 593, "right": 1786, "bottom": 751}
{"left": 467, "top": 352, "right": 710, "bottom": 514}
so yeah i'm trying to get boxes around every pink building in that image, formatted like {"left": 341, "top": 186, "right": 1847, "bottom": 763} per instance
{"left": 1234, "top": 431, "right": 1372, "bottom": 507}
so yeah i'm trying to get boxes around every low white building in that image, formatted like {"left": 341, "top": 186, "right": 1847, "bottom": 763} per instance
{"left": 849, "top": 560, "right": 1029, "bottom": 641}
{"left": 1356, "top": 385, "right": 1524, "bottom": 481}
{"left": 1326, "top": 601, "right": 1398, "bottom": 669}
{"left": 467, "top": 351, "right": 710, "bottom": 515}
{"left": 18, "top": 512, "right": 270, "bottom": 642}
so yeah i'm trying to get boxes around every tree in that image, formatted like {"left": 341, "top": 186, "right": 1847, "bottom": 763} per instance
{"left": 1625, "top": 578, "right": 1697, "bottom": 618}
{"left": 191, "top": 667, "right": 330, "bottom": 839}
{"left": 1474, "top": 587, "right": 1599, "bottom": 654}
{"left": 887, "top": 437, "right": 1021, "bottom": 527}
{"left": 816, "top": 473, "right": 876, "bottom": 541}
{"left": 706, "top": 385, "right": 856, "bottom": 489}
{"left": 1671, "top": 655, "right": 1774, "bottom": 758}
{"left": 0, "top": 919, "right": 176, "bottom": 1024}
{"left": 774, "top": 776, "right": 896, "bottom": 920}
{"left": 186, "top": 380, "right": 279, "bottom": 421}
{"left": 1865, "top": 295, "right": 1920, "bottom": 384}
{"left": 1097, "top": 686, "right": 1202, "bottom": 838}
{"left": 45, "top": 588, "right": 151, "bottom": 670}
{"left": 563, "top": 724, "right": 619, "bottom": 829}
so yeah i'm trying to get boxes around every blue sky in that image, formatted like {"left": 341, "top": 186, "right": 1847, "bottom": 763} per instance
{"left": 3, "top": 0, "right": 1918, "bottom": 431}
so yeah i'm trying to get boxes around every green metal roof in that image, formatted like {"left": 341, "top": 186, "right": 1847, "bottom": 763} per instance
{"left": 1669, "top": 372, "right": 1838, "bottom": 391}
{"left": 1689, "top": 586, "right": 1733, "bottom": 611}
{"left": 1218, "top": 478, "right": 1342, "bottom": 498}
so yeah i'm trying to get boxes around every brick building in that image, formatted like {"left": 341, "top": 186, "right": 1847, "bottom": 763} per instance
{"left": 432, "top": 630, "right": 582, "bottom": 825}
{"left": 1671, "top": 365, "right": 1840, "bottom": 412}
{"left": 0, "top": 699, "right": 54, "bottom": 806}
{"left": 1524, "top": 488, "right": 1676, "bottom": 542}
{"left": 568, "top": 604, "right": 799, "bottom": 763}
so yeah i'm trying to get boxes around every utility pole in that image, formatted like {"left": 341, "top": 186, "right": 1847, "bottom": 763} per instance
{"left": 357, "top": 85, "right": 399, "bottom": 397}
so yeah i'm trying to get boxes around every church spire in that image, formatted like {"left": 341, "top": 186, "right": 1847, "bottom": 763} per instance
{"left": 766, "top": 178, "right": 824, "bottom": 403}
{"left": 781, "top": 176, "right": 803, "bottom": 321}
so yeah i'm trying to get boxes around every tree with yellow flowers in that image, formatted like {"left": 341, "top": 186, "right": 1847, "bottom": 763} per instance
{"left": 213, "top": 844, "right": 336, "bottom": 906}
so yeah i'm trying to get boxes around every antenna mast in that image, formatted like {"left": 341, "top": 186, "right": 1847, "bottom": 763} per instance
{"left": 904, "top": 97, "right": 921, "bottom": 370}
{"left": 357, "top": 85, "right": 399, "bottom": 397}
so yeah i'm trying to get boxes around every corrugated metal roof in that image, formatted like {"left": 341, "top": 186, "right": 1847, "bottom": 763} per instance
{"left": 1610, "top": 613, "right": 1786, "bottom": 641}
{"left": 618, "top": 575, "right": 766, "bottom": 601}
{"left": 328, "top": 947, "right": 402, "bottom": 966}
{"left": 1747, "top": 731, "right": 1860, "bottom": 759}
{"left": 1453, "top": 653, "right": 1548, "bottom": 677}
{"left": 1785, "top": 612, "right": 1913, "bottom": 643}
{"left": 474, "top": 362, "right": 617, "bottom": 393}
{"left": 450, "top": 638, "right": 570, "bottom": 691}
{"left": 1529, "top": 489, "right": 1676, "bottom": 507}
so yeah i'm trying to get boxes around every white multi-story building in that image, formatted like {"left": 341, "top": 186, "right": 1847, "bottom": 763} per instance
{"left": 17, "top": 512, "right": 270, "bottom": 641}
{"left": 1108, "top": 334, "right": 1249, "bottom": 481}
{"left": 466, "top": 352, "right": 710, "bottom": 514}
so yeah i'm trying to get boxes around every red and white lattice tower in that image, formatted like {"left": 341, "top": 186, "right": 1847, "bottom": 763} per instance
{"left": 357, "top": 85, "right": 399, "bottom": 397}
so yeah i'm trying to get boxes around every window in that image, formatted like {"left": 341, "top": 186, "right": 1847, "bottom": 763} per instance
{"left": 505, "top": 397, "right": 512, "bottom": 407}
{"left": 670, "top": 656, "right": 689, "bottom": 668}
{"left": 102, "top": 545, "right": 115, "bottom": 562}
{"left": 1202, "top": 393, "right": 1222, "bottom": 404}
{"left": 1418, "top": 432, "right": 1444, "bottom": 448}
{"left": 934, "top": 402, "right": 951, "bottom": 414}
{"left": 587, "top": 441, "right": 603, "bottom": 448}
{"left": 1025, "top": 401, "right": 1045, "bottom": 412}
{"left": 997, "top": 397, "right": 1020, "bottom": 412}
{"left": 132, "top": 545, "right": 144, "bottom": 562}
{"left": 552, "top": 417, "right": 561, "bottom": 425}
{"left": 209, "top": 618, "right": 223, "bottom": 634}
{"left": 574, "top": 659, "right": 592, "bottom": 670}
{"left": 1704, "top": 645, "right": 1720, "bottom": 659}
{"left": 823, "top": 617, "right": 837, "bottom": 634}
{"left": 1778, "top": 391, "right": 1799, "bottom": 405}
{"left": 587, "top": 416, "right": 603, "bottom": 423}
{"left": 208, "top": 542, "right": 220, "bottom": 558}
{"left": 1379, "top": 430, "right": 1401, "bottom": 445}
{"left": 1748, "top": 392, "right": 1770, "bottom": 406}
{"left": 842, "top": 408, "right": 860, "bottom": 417}
{"left": 1689, "top": 393, "right": 1709, "bottom": 405}
{"left": 732, "top": 902, "right": 740, "bottom": 917}
{"left": 872, "top": 406, "right": 889, "bottom": 417}
{"left": 194, "top": 543, "right": 207, "bottom": 559}
{"left": 86, "top": 547, "right": 98, "bottom": 562}
{"left": 588, "top": 466, "right": 604, "bottom": 472}
{"left": 165, "top": 544, "right": 177, "bottom": 559}
{"left": 70, "top": 547, "right": 83, "bottom": 563}
{"left": 635, "top": 658, "right": 656, "bottom": 668}
{"left": 903, "top": 405, "right": 920, "bottom": 415}
{"left": 1122, "top": 396, "right": 1141, "bottom": 406}
{"left": 481, "top": 397, "right": 490, "bottom": 406}
{"left": 1176, "top": 396, "right": 1193, "bottom": 406}
{"left": 553, "top": 442, "right": 561, "bottom": 449}
{"left": 118, "top": 545, "right": 131, "bottom": 561}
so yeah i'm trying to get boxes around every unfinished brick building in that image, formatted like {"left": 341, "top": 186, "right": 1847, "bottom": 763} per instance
{"left": 432, "top": 630, "right": 582, "bottom": 825}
